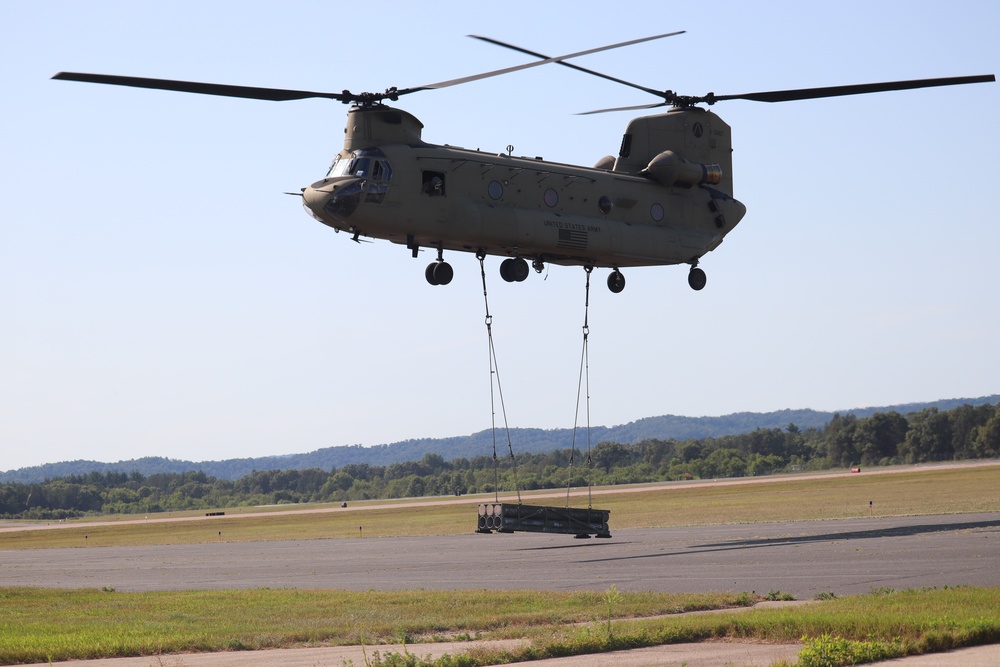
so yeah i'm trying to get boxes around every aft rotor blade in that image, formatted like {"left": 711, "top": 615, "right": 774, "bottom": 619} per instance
{"left": 51, "top": 72, "right": 351, "bottom": 102}
{"left": 711, "top": 74, "right": 996, "bottom": 104}
{"left": 403, "top": 31, "right": 685, "bottom": 94}
{"left": 578, "top": 101, "right": 670, "bottom": 115}
{"left": 468, "top": 33, "right": 682, "bottom": 98}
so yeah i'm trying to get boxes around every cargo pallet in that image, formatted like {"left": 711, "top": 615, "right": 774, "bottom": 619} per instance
{"left": 477, "top": 502, "right": 611, "bottom": 538}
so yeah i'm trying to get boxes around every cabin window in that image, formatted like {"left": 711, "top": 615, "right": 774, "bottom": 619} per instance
{"left": 487, "top": 180, "right": 504, "bottom": 200}
{"left": 544, "top": 188, "right": 558, "bottom": 207}
{"left": 422, "top": 171, "right": 446, "bottom": 196}
{"left": 598, "top": 195, "right": 613, "bottom": 214}
{"left": 650, "top": 203, "right": 664, "bottom": 222}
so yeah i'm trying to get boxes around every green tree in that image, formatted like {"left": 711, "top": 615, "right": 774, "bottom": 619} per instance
{"left": 747, "top": 453, "right": 785, "bottom": 476}
{"left": 698, "top": 448, "right": 746, "bottom": 478}
{"left": 591, "top": 442, "right": 635, "bottom": 473}
{"left": 747, "top": 428, "right": 792, "bottom": 459}
{"left": 419, "top": 452, "right": 447, "bottom": 473}
{"left": 853, "top": 411, "right": 908, "bottom": 465}
{"left": 971, "top": 405, "right": 1000, "bottom": 458}
{"left": 825, "top": 413, "right": 859, "bottom": 466}
{"left": 676, "top": 441, "right": 704, "bottom": 463}
{"left": 901, "top": 408, "right": 953, "bottom": 462}
{"left": 637, "top": 439, "right": 675, "bottom": 470}
{"left": 950, "top": 404, "right": 995, "bottom": 459}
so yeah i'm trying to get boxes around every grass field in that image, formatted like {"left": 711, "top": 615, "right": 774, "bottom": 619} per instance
{"left": 1, "top": 462, "right": 998, "bottom": 665}
{"left": 1, "top": 462, "right": 997, "bottom": 550}
{"left": 1, "top": 585, "right": 998, "bottom": 665}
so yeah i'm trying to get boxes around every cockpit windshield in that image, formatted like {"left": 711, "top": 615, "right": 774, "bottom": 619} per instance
{"left": 326, "top": 154, "right": 351, "bottom": 178}
{"left": 326, "top": 149, "right": 392, "bottom": 181}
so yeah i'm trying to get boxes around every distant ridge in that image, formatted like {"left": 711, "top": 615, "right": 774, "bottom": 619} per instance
{"left": 3, "top": 395, "right": 997, "bottom": 484}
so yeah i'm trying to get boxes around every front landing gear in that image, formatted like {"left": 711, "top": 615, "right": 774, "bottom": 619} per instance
{"left": 499, "top": 257, "right": 529, "bottom": 283}
{"left": 425, "top": 246, "right": 453, "bottom": 286}
{"left": 425, "top": 261, "right": 453, "bottom": 285}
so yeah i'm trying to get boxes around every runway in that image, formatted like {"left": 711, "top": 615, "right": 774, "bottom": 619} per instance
{"left": 3, "top": 513, "right": 998, "bottom": 598}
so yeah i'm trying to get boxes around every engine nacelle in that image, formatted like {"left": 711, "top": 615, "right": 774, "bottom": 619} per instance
{"left": 643, "top": 150, "right": 722, "bottom": 188}
{"left": 594, "top": 155, "right": 616, "bottom": 170}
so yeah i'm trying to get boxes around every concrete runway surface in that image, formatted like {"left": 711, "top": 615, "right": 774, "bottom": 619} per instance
{"left": 5, "top": 512, "right": 999, "bottom": 666}
{"left": 3, "top": 513, "right": 999, "bottom": 598}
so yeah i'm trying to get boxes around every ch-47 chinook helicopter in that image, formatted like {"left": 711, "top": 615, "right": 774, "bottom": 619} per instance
{"left": 54, "top": 33, "right": 994, "bottom": 293}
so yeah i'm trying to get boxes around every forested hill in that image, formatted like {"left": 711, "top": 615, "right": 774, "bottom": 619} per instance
{"left": 4, "top": 395, "right": 997, "bottom": 484}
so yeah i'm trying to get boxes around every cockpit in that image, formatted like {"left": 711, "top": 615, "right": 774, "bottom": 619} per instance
{"left": 308, "top": 148, "right": 394, "bottom": 220}
{"left": 326, "top": 148, "right": 392, "bottom": 182}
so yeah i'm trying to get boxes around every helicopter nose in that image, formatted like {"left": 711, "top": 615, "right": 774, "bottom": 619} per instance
{"left": 302, "top": 177, "right": 363, "bottom": 225}
{"left": 301, "top": 182, "right": 331, "bottom": 217}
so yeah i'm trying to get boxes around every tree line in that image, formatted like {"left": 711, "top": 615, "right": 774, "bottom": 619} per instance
{"left": 3, "top": 403, "right": 998, "bottom": 520}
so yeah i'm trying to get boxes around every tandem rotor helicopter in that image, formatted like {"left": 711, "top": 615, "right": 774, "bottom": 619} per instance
{"left": 54, "top": 32, "right": 994, "bottom": 293}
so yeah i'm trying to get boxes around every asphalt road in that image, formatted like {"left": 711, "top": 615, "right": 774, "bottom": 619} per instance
{"left": 3, "top": 513, "right": 998, "bottom": 598}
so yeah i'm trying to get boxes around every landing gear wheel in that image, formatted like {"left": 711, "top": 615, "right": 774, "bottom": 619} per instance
{"left": 688, "top": 267, "right": 707, "bottom": 291}
{"left": 434, "top": 261, "right": 453, "bottom": 285}
{"left": 425, "top": 261, "right": 453, "bottom": 286}
{"left": 500, "top": 257, "right": 529, "bottom": 283}
{"left": 499, "top": 259, "right": 513, "bottom": 282}
{"left": 607, "top": 269, "right": 626, "bottom": 293}
{"left": 509, "top": 257, "right": 529, "bottom": 282}
{"left": 425, "top": 263, "right": 439, "bottom": 285}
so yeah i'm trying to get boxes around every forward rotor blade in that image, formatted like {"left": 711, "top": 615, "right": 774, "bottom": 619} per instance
{"left": 52, "top": 72, "right": 350, "bottom": 102}
{"left": 711, "top": 74, "right": 995, "bottom": 104}
{"left": 53, "top": 32, "right": 686, "bottom": 105}
{"left": 406, "top": 31, "right": 685, "bottom": 94}
{"left": 468, "top": 33, "right": 682, "bottom": 98}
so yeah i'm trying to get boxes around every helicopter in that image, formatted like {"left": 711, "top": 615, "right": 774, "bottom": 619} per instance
{"left": 53, "top": 33, "right": 993, "bottom": 293}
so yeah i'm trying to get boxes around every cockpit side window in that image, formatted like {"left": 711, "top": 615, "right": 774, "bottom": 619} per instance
{"left": 372, "top": 160, "right": 392, "bottom": 182}
{"left": 357, "top": 151, "right": 393, "bottom": 205}
{"left": 350, "top": 157, "right": 372, "bottom": 178}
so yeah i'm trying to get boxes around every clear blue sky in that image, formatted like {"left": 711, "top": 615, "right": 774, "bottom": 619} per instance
{"left": 2, "top": 1, "right": 997, "bottom": 471}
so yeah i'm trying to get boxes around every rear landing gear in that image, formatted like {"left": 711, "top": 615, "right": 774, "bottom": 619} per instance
{"left": 688, "top": 266, "right": 707, "bottom": 291}
{"left": 607, "top": 269, "right": 626, "bottom": 293}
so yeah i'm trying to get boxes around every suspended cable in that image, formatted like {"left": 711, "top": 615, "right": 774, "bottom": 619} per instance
{"left": 566, "top": 266, "right": 594, "bottom": 509}
{"left": 478, "top": 252, "right": 521, "bottom": 505}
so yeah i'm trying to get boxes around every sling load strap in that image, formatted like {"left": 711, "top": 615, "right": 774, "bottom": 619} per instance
{"left": 478, "top": 252, "right": 521, "bottom": 504}
{"left": 566, "top": 266, "right": 595, "bottom": 509}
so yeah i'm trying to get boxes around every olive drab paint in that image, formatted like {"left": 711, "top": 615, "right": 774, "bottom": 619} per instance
{"left": 301, "top": 103, "right": 746, "bottom": 287}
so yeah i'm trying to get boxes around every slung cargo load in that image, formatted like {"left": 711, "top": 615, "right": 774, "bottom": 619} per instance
{"left": 477, "top": 502, "right": 611, "bottom": 538}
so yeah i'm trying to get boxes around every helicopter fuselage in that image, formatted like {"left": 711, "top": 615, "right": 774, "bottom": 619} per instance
{"left": 301, "top": 105, "right": 746, "bottom": 285}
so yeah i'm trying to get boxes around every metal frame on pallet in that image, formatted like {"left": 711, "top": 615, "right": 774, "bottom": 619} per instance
{"left": 477, "top": 502, "right": 611, "bottom": 538}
